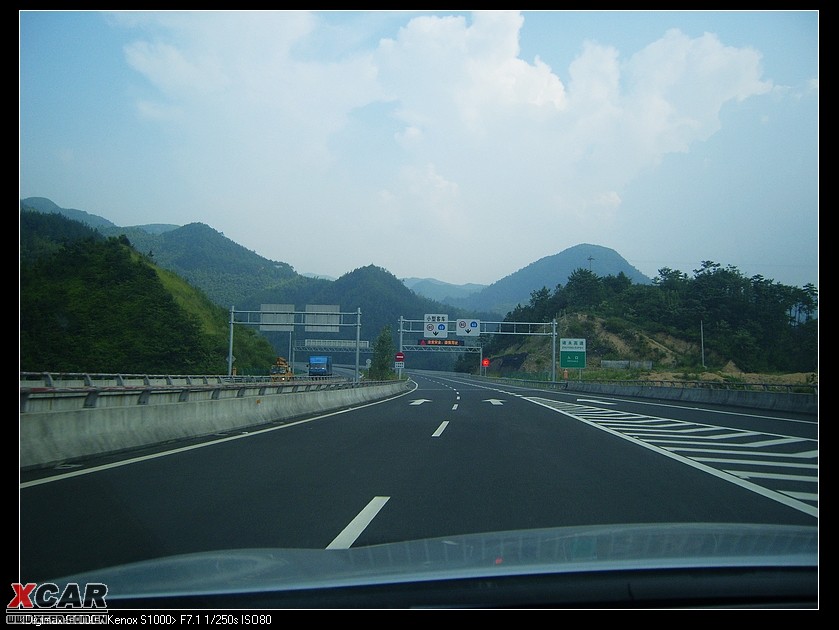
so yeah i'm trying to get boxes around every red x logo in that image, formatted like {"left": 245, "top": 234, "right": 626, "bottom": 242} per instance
{"left": 9, "top": 583, "right": 36, "bottom": 608}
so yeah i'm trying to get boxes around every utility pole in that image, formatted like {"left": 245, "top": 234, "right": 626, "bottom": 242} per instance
{"left": 587, "top": 256, "right": 594, "bottom": 271}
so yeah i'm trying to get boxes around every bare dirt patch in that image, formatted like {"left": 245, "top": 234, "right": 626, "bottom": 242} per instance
{"left": 639, "top": 366, "right": 817, "bottom": 386}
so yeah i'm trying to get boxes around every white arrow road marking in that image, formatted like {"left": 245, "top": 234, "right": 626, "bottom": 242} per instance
{"left": 483, "top": 399, "right": 505, "bottom": 405}
{"left": 409, "top": 399, "right": 432, "bottom": 405}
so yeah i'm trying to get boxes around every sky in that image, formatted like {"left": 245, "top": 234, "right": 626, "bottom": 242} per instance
{"left": 19, "top": 10, "right": 819, "bottom": 289}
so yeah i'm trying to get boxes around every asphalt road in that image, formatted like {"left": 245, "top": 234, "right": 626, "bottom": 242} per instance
{"left": 19, "top": 371, "right": 818, "bottom": 582}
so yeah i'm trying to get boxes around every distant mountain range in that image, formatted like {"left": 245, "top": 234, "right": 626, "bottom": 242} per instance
{"left": 400, "top": 244, "right": 652, "bottom": 315}
{"left": 441, "top": 244, "right": 651, "bottom": 315}
{"left": 20, "top": 196, "right": 651, "bottom": 317}
{"left": 401, "top": 277, "right": 488, "bottom": 302}
{"left": 21, "top": 197, "right": 818, "bottom": 377}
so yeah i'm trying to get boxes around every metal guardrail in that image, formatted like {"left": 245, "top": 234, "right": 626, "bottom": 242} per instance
{"left": 19, "top": 372, "right": 347, "bottom": 388}
{"left": 20, "top": 372, "right": 817, "bottom": 395}
{"left": 20, "top": 371, "right": 816, "bottom": 416}
{"left": 470, "top": 375, "right": 817, "bottom": 396}
{"left": 18, "top": 372, "right": 389, "bottom": 414}
{"left": 464, "top": 373, "right": 817, "bottom": 414}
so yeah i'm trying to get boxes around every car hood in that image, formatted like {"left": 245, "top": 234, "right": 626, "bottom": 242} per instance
{"left": 48, "top": 522, "right": 817, "bottom": 602}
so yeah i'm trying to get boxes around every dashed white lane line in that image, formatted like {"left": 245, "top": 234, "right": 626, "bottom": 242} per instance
{"left": 326, "top": 496, "right": 390, "bottom": 549}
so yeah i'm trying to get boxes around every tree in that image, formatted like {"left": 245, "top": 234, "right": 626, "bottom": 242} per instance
{"left": 483, "top": 258, "right": 817, "bottom": 373}
{"left": 564, "top": 268, "right": 604, "bottom": 311}
{"left": 368, "top": 325, "right": 397, "bottom": 380}
{"left": 20, "top": 237, "right": 220, "bottom": 373}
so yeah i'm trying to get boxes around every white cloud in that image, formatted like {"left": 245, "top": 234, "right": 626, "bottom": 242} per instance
{"left": 121, "top": 13, "right": 774, "bottom": 225}
{"left": 21, "top": 10, "right": 816, "bottom": 287}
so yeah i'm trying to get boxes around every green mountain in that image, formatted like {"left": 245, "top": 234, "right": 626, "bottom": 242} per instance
{"left": 21, "top": 197, "right": 119, "bottom": 231}
{"left": 241, "top": 264, "right": 498, "bottom": 370}
{"left": 106, "top": 221, "right": 298, "bottom": 308}
{"left": 20, "top": 197, "right": 817, "bottom": 376}
{"left": 20, "top": 198, "right": 648, "bottom": 320}
{"left": 20, "top": 210, "right": 276, "bottom": 375}
{"left": 18, "top": 203, "right": 493, "bottom": 373}
{"left": 446, "top": 244, "right": 651, "bottom": 316}
{"left": 401, "top": 277, "right": 487, "bottom": 302}
{"left": 20, "top": 198, "right": 294, "bottom": 308}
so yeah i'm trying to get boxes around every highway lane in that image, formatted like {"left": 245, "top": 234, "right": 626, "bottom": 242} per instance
{"left": 423, "top": 372, "right": 817, "bottom": 515}
{"left": 19, "top": 371, "right": 818, "bottom": 583}
{"left": 455, "top": 375, "right": 818, "bottom": 438}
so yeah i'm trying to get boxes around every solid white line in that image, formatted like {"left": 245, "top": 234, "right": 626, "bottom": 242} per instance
{"left": 725, "top": 470, "right": 818, "bottom": 482}
{"left": 21, "top": 382, "right": 421, "bottom": 489}
{"left": 432, "top": 421, "right": 449, "bottom": 437}
{"left": 782, "top": 490, "right": 819, "bottom": 502}
{"left": 692, "top": 457, "right": 817, "bottom": 470}
{"left": 668, "top": 447, "right": 818, "bottom": 458}
{"left": 326, "top": 496, "right": 390, "bottom": 549}
{"left": 525, "top": 396, "right": 818, "bottom": 518}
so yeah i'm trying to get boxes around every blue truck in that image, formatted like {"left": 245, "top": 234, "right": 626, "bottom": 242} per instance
{"left": 307, "top": 355, "right": 333, "bottom": 377}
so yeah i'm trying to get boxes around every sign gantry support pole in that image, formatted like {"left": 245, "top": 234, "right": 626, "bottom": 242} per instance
{"left": 228, "top": 305, "right": 362, "bottom": 382}
{"left": 228, "top": 305, "right": 235, "bottom": 376}
{"left": 355, "top": 307, "right": 362, "bottom": 383}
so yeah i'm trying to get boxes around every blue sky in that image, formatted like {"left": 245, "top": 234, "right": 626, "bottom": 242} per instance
{"left": 19, "top": 10, "right": 818, "bottom": 289}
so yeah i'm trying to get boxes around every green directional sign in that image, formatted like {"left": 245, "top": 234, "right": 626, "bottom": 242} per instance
{"left": 560, "top": 351, "right": 586, "bottom": 368}
{"left": 559, "top": 338, "right": 587, "bottom": 369}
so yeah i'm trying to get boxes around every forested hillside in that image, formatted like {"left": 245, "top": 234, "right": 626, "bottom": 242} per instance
{"left": 20, "top": 211, "right": 275, "bottom": 374}
{"left": 20, "top": 207, "right": 818, "bottom": 378}
{"left": 464, "top": 265, "right": 818, "bottom": 375}
{"left": 106, "top": 222, "right": 299, "bottom": 308}
{"left": 446, "top": 243, "right": 652, "bottom": 315}
{"left": 240, "top": 263, "right": 498, "bottom": 371}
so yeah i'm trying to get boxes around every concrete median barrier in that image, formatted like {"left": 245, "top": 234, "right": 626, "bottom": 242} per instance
{"left": 20, "top": 380, "right": 411, "bottom": 470}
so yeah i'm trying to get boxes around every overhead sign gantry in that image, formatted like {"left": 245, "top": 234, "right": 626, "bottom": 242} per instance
{"left": 398, "top": 314, "right": 560, "bottom": 380}
{"left": 228, "top": 305, "right": 363, "bottom": 381}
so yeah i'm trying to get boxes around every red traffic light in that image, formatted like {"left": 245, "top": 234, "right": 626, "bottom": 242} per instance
{"left": 481, "top": 358, "right": 490, "bottom": 367}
